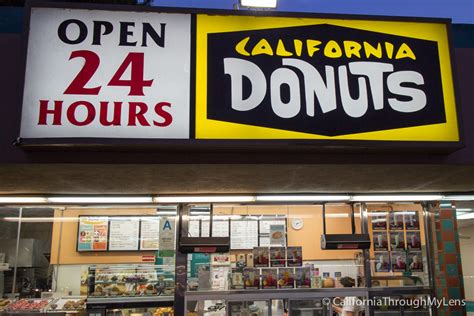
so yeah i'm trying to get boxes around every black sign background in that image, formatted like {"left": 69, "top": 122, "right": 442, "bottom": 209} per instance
{"left": 207, "top": 24, "right": 446, "bottom": 136}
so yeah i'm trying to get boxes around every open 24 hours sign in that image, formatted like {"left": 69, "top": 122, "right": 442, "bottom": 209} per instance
{"left": 20, "top": 6, "right": 190, "bottom": 139}
{"left": 19, "top": 4, "right": 461, "bottom": 147}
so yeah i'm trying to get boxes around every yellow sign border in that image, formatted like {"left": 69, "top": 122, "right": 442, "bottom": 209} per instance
{"left": 195, "top": 14, "right": 459, "bottom": 142}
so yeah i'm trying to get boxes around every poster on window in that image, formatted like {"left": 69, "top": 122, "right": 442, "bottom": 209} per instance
{"left": 390, "top": 232, "right": 406, "bottom": 250}
{"left": 373, "top": 232, "right": 389, "bottom": 251}
{"left": 407, "top": 252, "right": 424, "bottom": 272}
{"left": 405, "top": 211, "right": 421, "bottom": 230}
{"left": 374, "top": 252, "right": 391, "bottom": 272}
{"left": 406, "top": 232, "right": 422, "bottom": 250}
{"left": 371, "top": 212, "right": 388, "bottom": 230}
{"left": 389, "top": 212, "right": 404, "bottom": 230}
{"left": 391, "top": 251, "right": 407, "bottom": 272}
{"left": 77, "top": 216, "right": 108, "bottom": 251}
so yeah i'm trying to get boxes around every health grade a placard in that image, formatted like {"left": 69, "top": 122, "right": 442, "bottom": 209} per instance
{"left": 21, "top": 7, "right": 191, "bottom": 139}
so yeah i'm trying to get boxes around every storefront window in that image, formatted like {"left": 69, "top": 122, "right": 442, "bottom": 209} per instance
{"left": 0, "top": 206, "right": 178, "bottom": 315}
{"left": 0, "top": 201, "right": 439, "bottom": 315}
{"left": 367, "top": 203, "right": 431, "bottom": 288}
{"left": 0, "top": 208, "right": 20, "bottom": 299}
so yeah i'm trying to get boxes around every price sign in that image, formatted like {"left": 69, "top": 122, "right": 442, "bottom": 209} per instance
{"left": 21, "top": 7, "right": 191, "bottom": 139}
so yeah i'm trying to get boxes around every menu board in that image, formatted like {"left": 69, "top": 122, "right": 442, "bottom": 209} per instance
{"left": 201, "top": 220, "right": 230, "bottom": 237}
{"left": 140, "top": 217, "right": 160, "bottom": 250}
{"left": 231, "top": 220, "right": 258, "bottom": 249}
{"left": 108, "top": 217, "right": 140, "bottom": 251}
{"left": 259, "top": 219, "right": 286, "bottom": 234}
{"left": 77, "top": 216, "right": 109, "bottom": 251}
{"left": 189, "top": 220, "right": 200, "bottom": 237}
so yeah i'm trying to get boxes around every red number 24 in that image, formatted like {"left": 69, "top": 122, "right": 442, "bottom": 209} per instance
{"left": 64, "top": 50, "right": 153, "bottom": 96}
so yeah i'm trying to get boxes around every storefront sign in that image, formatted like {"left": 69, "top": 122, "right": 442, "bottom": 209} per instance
{"left": 19, "top": 4, "right": 460, "bottom": 147}
{"left": 21, "top": 7, "right": 191, "bottom": 139}
{"left": 196, "top": 15, "right": 459, "bottom": 142}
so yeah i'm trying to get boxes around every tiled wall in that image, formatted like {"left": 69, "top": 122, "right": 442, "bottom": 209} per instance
{"left": 433, "top": 204, "right": 466, "bottom": 316}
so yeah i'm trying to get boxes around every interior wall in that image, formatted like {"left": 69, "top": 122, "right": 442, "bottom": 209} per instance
{"left": 215, "top": 204, "right": 362, "bottom": 260}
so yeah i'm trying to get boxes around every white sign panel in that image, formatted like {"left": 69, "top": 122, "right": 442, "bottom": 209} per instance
{"left": 21, "top": 7, "right": 191, "bottom": 139}
{"left": 230, "top": 220, "right": 258, "bottom": 249}
{"left": 140, "top": 217, "right": 160, "bottom": 250}
{"left": 109, "top": 217, "right": 140, "bottom": 251}
{"left": 201, "top": 220, "right": 229, "bottom": 237}
{"left": 188, "top": 220, "right": 200, "bottom": 237}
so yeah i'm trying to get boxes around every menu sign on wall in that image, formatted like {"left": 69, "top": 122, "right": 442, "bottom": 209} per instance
{"left": 140, "top": 217, "right": 160, "bottom": 250}
{"left": 109, "top": 217, "right": 140, "bottom": 251}
{"left": 21, "top": 7, "right": 191, "bottom": 139}
{"left": 201, "top": 220, "right": 230, "bottom": 237}
{"left": 77, "top": 216, "right": 108, "bottom": 251}
{"left": 230, "top": 220, "right": 258, "bottom": 249}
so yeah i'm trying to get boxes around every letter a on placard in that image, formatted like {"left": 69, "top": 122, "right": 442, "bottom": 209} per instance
{"left": 163, "top": 220, "right": 172, "bottom": 230}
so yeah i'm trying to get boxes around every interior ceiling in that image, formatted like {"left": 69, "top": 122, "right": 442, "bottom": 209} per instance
{"left": 0, "top": 164, "right": 473, "bottom": 195}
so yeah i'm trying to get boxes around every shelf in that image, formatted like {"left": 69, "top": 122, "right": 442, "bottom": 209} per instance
{"left": 94, "top": 280, "right": 159, "bottom": 284}
{"left": 87, "top": 296, "right": 174, "bottom": 310}
{"left": 186, "top": 288, "right": 369, "bottom": 301}
{"left": 185, "top": 287, "right": 432, "bottom": 302}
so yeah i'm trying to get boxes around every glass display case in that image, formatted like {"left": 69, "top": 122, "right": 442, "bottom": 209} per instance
{"left": 85, "top": 264, "right": 175, "bottom": 316}
{"left": 87, "top": 265, "right": 175, "bottom": 298}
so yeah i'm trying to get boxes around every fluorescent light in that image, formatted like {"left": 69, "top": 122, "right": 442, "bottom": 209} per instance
{"left": 154, "top": 196, "right": 256, "bottom": 203}
{"left": 256, "top": 195, "right": 350, "bottom": 202}
{"left": 1, "top": 217, "right": 78, "bottom": 223}
{"left": 351, "top": 195, "right": 442, "bottom": 202}
{"left": 156, "top": 211, "right": 177, "bottom": 216}
{"left": 48, "top": 197, "right": 153, "bottom": 204}
{"left": 0, "top": 197, "right": 47, "bottom": 204}
{"left": 457, "top": 213, "right": 474, "bottom": 220}
{"left": 456, "top": 208, "right": 473, "bottom": 212}
{"left": 190, "top": 211, "right": 211, "bottom": 215}
{"left": 240, "top": 0, "right": 277, "bottom": 8}
{"left": 367, "top": 212, "right": 389, "bottom": 216}
{"left": 443, "top": 195, "right": 474, "bottom": 201}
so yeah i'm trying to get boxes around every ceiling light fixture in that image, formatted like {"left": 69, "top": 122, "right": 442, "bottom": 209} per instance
{"left": 48, "top": 197, "right": 153, "bottom": 204}
{"left": 351, "top": 195, "right": 442, "bottom": 202}
{"left": 256, "top": 195, "right": 350, "bottom": 202}
{"left": 443, "top": 195, "right": 474, "bottom": 201}
{"left": 0, "top": 197, "right": 47, "bottom": 204}
{"left": 457, "top": 213, "right": 474, "bottom": 220}
{"left": 154, "top": 196, "right": 256, "bottom": 203}
{"left": 240, "top": 0, "right": 277, "bottom": 8}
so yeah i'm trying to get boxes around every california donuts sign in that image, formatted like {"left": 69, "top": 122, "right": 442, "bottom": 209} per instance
{"left": 196, "top": 15, "right": 459, "bottom": 142}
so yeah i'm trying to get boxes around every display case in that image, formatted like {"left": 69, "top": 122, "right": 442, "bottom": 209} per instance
{"left": 87, "top": 265, "right": 175, "bottom": 298}
{"left": 85, "top": 264, "right": 175, "bottom": 316}
{"left": 184, "top": 288, "right": 368, "bottom": 316}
